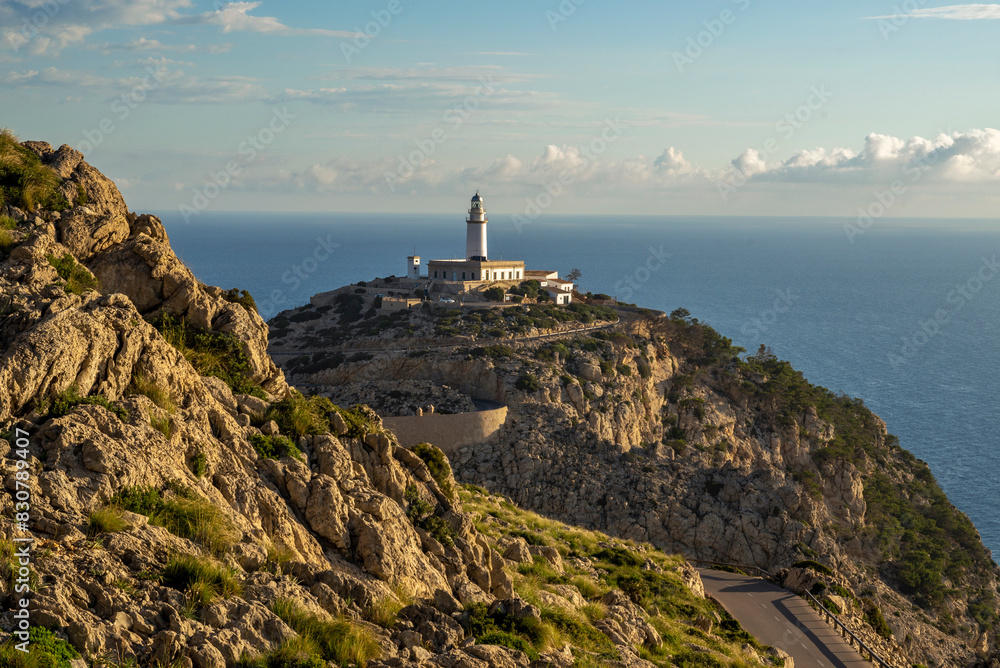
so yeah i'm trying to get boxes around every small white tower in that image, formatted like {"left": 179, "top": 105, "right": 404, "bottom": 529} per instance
{"left": 407, "top": 256, "right": 421, "bottom": 280}
{"left": 466, "top": 191, "right": 487, "bottom": 261}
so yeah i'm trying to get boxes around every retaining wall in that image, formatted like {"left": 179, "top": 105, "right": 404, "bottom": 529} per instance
{"left": 382, "top": 406, "right": 508, "bottom": 455}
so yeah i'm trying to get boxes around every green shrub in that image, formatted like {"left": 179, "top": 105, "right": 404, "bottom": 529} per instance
{"left": 484, "top": 286, "right": 506, "bottom": 302}
{"left": 616, "top": 363, "right": 632, "bottom": 377}
{"left": 411, "top": 442, "right": 454, "bottom": 499}
{"left": 0, "top": 627, "right": 79, "bottom": 668}
{"left": 45, "top": 384, "right": 127, "bottom": 421}
{"left": 150, "top": 412, "right": 173, "bottom": 439}
{"left": 250, "top": 433, "right": 304, "bottom": 461}
{"left": 87, "top": 506, "right": 130, "bottom": 536}
{"left": 46, "top": 252, "right": 98, "bottom": 295}
{"left": 190, "top": 447, "right": 207, "bottom": 477}
{"left": 0, "top": 215, "right": 15, "bottom": 230}
{"left": 464, "top": 602, "right": 544, "bottom": 660}
{"left": 75, "top": 182, "right": 88, "bottom": 205}
{"left": 593, "top": 547, "right": 644, "bottom": 568}
{"left": 865, "top": 604, "right": 892, "bottom": 639}
{"left": 404, "top": 485, "right": 455, "bottom": 547}
{"left": 470, "top": 345, "right": 515, "bottom": 360}
{"left": 792, "top": 559, "right": 833, "bottom": 575}
{"left": 265, "top": 391, "right": 332, "bottom": 438}
{"left": 0, "top": 129, "right": 70, "bottom": 212}
{"left": 221, "top": 287, "right": 258, "bottom": 314}
{"left": 272, "top": 598, "right": 381, "bottom": 667}
{"left": 149, "top": 313, "right": 266, "bottom": 398}
{"left": 515, "top": 374, "right": 542, "bottom": 392}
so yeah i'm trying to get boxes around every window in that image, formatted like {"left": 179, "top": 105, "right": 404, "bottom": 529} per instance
{"left": 433, "top": 271, "right": 438, "bottom": 278}
{"left": 462, "top": 272, "right": 466, "bottom": 280}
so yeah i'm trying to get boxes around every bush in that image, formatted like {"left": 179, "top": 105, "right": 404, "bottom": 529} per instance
{"left": 46, "top": 252, "right": 99, "bottom": 295}
{"left": 865, "top": 604, "right": 893, "bottom": 639}
{"left": 149, "top": 313, "right": 266, "bottom": 398}
{"left": 484, "top": 286, "right": 505, "bottom": 302}
{"left": 221, "top": 288, "right": 258, "bottom": 314}
{"left": 616, "top": 363, "right": 632, "bottom": 377}
{"left": 238, "top": 637, "right": 326, "bottom": 668}
{"left": 265, "top": 391, "right": 332, "bottom": 438}
{"left": 250, "top": 433, "right": 304, "bottom": 461}
{"left": 411, "top": 442, "right": 454, "bottom": 499}
{"left": 190, "top": 447, "right": 207, "bottom": 477}
{"left": 515, "top": 374, "right": 542, "bottom": 392}
{"left": 272, "top": 598, "right": 381, "bottom": 667}
{"left": 404, "top": 485, "right": 455, "bottom": 547}
{"left": 792, "top": 559, "right": 833, "bottom": 575}
{"left": 0, "top": 627, "right": 79, "bottom": 668}
{"left": 0, "top": 129, "right": 69, "bottom": 212}
{"left": 45, "top": 384, "right": 127, "bottom": 421}
{"left": 470, "top": 345, "right": 515, "bottom": 360}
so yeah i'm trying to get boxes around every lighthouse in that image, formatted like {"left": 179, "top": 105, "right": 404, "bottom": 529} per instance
{"left": 466, "top": 191, "right": 487, "bottom": 262}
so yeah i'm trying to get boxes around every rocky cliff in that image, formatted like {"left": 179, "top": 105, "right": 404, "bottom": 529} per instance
{"left": 272, "top": 288, "right": 1000, "bottom": 666}
{"left": 0, "top": 136, "right": 779, "bottom": 668}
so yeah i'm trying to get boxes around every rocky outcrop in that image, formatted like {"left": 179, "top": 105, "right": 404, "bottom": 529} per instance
{"left": 2, "top": 139, "right": 753, "bottom": 668}
{"left": 274, "top": 306, "right": 999, "bottom": 667}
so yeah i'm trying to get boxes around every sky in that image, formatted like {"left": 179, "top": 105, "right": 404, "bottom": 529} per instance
{"left": 1, "top": 0, "right": 999, "bottom": 219}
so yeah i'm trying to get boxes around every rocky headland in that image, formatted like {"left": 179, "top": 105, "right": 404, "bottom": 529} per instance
{"left": 0, "top": 135, "right": 794, "bottom": 667}
{"left": 271, "top": 278, "right": 1000, "bottom": 667}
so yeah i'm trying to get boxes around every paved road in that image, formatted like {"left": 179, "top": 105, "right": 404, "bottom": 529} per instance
{"left": 697, "top": 569, "right": 871, "bottom": 668}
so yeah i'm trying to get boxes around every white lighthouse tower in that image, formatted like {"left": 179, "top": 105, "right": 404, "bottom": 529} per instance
{"left": 466, "top": 191, "right": 488, "bottom": 261}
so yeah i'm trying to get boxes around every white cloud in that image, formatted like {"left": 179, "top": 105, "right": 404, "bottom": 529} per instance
{"left": 0, "top": 64, "right": 268, "bottom": 104}
{"left": 0, "top": 0, "right": 194, "bottom": 55}
{"left": 867, "top": 3, "right": 1000, "bottom": 19}
{"left": 264, "top": 129, "right": 1000, "bottom": 199}
{"left": 91, "top": 38, "right": 232, "bottom": 54}
{"left": 173, "top": 2, "right": 359, "bottom": 37}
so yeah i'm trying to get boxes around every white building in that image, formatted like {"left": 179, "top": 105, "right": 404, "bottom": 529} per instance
{"left": 408, "top": 193, "right": 573, "bottom": 303}
{"left": 425, "top": 193, "right": 526, "bottom": 283}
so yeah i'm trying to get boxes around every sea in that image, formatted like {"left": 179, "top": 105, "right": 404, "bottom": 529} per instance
{"left": 158, "top": 211, "right": 1000, "bottom": 559}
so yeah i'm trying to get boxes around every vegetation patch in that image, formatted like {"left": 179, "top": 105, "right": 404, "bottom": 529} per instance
{"left": 44, "top": 384, "right": 127, "bottom": 421}
{"left": 87, "top": 505, "right": 131, "bottom": 536}
{"left": 46, "top": 252, "right": 99, "bottom": 295}
{"left": 111, "top": 484, "right": 236, "bottom": 556}
{"left": 149, "top": 313, "right": 266, "bottom": 398}
{"left": 0, "top": 129, "right": 70, "bottom": 211}
{"left": 272, "top": 598, "right": 381, "bottom": 668}
{"left": 264, "top": 391, "right": 331, "bottom": 438}
{"left": 0, "top": 627, "right": 79, "bottom": 668}
{"left": 411, "top": 442, "right": 454, "bottom": 499}
{"left": 404, "top": 485, "right": 456, "bottom": 547}
{"left": 220, "top": 287, "right": 258, "bottom": 314}
{"left": 250, "top": 433, "right": 304, "bottom": 461}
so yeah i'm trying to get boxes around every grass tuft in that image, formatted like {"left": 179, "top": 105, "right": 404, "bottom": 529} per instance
{"left": 272, "top": 598, "right": 381, "bottom": 667}
{"left": 87, "top": 506, "right": 131, "bottom": 536}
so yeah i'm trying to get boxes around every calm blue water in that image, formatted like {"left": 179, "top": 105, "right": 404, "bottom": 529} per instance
{"left": 158, "top": 211, "right": 1000, "bottom": 559}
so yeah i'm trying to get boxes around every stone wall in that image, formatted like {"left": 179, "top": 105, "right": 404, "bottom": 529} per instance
{"left": 383, "top": 406, "right": 508, "bottom": 455}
